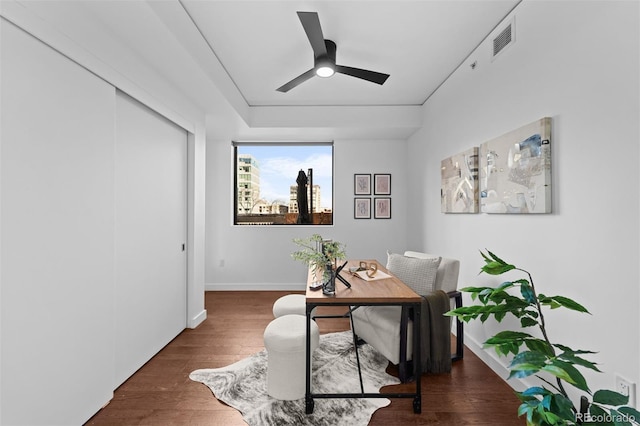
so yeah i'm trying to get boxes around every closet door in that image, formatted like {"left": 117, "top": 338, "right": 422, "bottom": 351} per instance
{"left": 114, "top": 91, "right": 187, "bottom": 387}
{"left": 1, "top": 19, "right": 115, "bottom": 425}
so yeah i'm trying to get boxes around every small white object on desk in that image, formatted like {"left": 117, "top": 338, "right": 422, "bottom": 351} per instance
{"left": 354, "top": 270, "right": 393, "bottom": 281}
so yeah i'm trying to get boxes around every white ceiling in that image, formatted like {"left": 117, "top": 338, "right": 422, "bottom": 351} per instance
{"left": 180, "top": 0, "right": 520, "bottom": 107}
{"left": 5, "top": 0, "right": 521, "bottom": 139}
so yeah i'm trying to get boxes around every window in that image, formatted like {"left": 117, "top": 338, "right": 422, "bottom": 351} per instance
{"left": 233, "top": 142, "right": 333, "bottom": 225}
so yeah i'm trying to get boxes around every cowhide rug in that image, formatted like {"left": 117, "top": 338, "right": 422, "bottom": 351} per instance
{"left": 190, "top": 330, "right": 400, "bottom": 426}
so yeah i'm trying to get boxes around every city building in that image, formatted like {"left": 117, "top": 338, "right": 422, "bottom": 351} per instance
{"left": 289, "top": 184, "right": 322, "bottom": 213}
{"left": 237, "top": 154, "right": 260, "bottom": 214}
{"left": 255, "top": 199, "right": 288, "bottom": 214}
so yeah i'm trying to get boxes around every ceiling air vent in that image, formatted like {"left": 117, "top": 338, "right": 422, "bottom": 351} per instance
{"left": 492, "top": 17, "right": 515, "bottom": 61}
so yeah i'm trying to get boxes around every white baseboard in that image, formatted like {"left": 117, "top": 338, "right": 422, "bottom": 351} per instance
{"left": 205, "top": 282, "right": 307, "bottom": 291}
{"left": 462, "top": 331, "right": 532, "bottom": 392}
{"left": 188, "top": 309, "right": 207, "bottom": 329}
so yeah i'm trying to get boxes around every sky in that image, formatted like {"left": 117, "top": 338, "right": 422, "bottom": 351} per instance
{"left": 238, "top": 144, "right": 333, "bottom": 209}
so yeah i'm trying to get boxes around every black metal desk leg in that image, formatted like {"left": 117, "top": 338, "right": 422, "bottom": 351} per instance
{"left": 348, "top": 306, "right": 365, "bottom": 394}
{"left": 398, "top": 306, "right": 410, "bottom": 383}
{"left": 305, "top": 303, "right": 314, "bottom": 414}
{"left": 454, "top": 292, "right": 464, "bottom": 361}
{"left": 448, "top": 290, "right": 464, "bottom": 362}
{"left": 413, "top": 303, "right": 422, "bottom": 414}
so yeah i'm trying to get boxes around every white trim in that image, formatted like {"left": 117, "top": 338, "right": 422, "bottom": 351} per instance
{"left": 205, "top": 283, "right": 307, "bottom": 292}
{"left": 186, "top": 130, "right": 206, "bottom": 329}
{"left": 188, "top": 309, "right": 207, "bottom": 329}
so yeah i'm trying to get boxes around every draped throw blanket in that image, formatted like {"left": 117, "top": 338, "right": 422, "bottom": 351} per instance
{"left": 420, "top": 290, "right": 452, "bottom": 373}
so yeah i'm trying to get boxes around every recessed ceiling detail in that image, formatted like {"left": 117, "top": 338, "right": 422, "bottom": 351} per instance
{"left": 8, "top": 0, "right": 521, "bottom": 140}
{"left": 180, "top": 1, "right": 521, "bottom": 107}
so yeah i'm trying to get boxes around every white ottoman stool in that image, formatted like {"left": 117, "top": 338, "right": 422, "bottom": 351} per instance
{"left": 263, "top": 314, "right": 320, "bottom": 400}
{"left": 272, "top": 294, "right": 315, "bottom": 318}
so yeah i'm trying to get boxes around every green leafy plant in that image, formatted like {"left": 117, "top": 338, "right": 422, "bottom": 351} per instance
{"left": 291, "top": 234, "right": 346, "bottom": 282}
{"left": 446, "top": 250, "right": 640, "bottom": 425}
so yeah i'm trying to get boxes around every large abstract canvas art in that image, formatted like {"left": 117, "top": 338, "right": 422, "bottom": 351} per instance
{"left": 441, "top": 147, "right": 479, "bottom": 213}
{"left": 480, "top": 117, "right": 552, "bottom": 214}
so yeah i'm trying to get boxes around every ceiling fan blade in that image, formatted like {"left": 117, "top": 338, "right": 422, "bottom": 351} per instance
{"left": 276, "top": 68, "right": 316, "bottom": 92}
{"left": 335, "top": 65, "right": 390, "bottom": 85}
{"left": 297, "top": 12, "right": 327, "bottom": 58}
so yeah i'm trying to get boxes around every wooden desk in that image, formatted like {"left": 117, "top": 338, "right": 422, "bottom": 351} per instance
{"left": 304, "top": 259, "right": 423, "bottom": 414}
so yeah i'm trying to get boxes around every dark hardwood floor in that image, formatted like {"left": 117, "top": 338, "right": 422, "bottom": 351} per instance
{"left": 86, "top": 291, "right": 523, "bottom": 425}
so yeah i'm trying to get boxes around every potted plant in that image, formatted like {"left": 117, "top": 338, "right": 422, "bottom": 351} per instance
{"left": 291, "top": 234, "right": 346, "bottom": 296}
{"left": 446, "top": 250, "right": 640, "bottom": 425}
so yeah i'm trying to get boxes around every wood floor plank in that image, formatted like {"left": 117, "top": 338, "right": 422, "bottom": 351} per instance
{"left": 85, "top": 291, "right": 523, "bottom": 425}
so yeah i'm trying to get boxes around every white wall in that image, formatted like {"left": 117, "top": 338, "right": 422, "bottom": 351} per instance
{"left": 205, "top": 138, "right": 409, "bottom": 289}
{"left": 407, "top": 0, "right": 639, "bottom": 406}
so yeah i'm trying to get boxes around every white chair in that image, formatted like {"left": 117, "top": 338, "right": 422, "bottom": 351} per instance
{"left": 350, "top": 251, "right": 462, "bottom": 382}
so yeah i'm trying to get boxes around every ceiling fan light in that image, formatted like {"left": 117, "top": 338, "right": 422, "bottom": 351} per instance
{"left": 316, "top": 63, "right": 335, "bottom": 78}
{"left": 316, "top": 66, "right": 334, "bottom": 77}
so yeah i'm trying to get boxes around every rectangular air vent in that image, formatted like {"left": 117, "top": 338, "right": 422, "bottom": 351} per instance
{"left": 492, "top": 17, "right": 515, "bottom": 61}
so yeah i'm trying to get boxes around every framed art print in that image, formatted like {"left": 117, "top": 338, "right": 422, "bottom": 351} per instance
{"left": 354, "top": 198, "right": 371, "bottom": 219}
{"left": 479, "top": 117, "right": 552, "bottom": 214}
{"left": 374, "top": 174, "right": 391, "bottom": 195}
{"left": 374, "top": 198, "right": 391, "bottom": 219}
{"left": 354, "top": 174, "right": 371, "bottom": 195}
{"left": 441, "top": 147, "right": 479, "bottom": 213}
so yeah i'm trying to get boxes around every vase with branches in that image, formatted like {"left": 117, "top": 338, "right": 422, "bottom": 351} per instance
{"left": 446, "top": 250, "right": 639, "bottom": 425}
{"left": 291, "top": 234, "right": 346, "bottom": 296}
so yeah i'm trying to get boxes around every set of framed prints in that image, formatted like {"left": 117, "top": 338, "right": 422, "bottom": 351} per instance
{"left": 354, "top": 174, "right": 391, "bottom": 219}
{"left": 440, "top": 117, "right": 552, "bottom": 214}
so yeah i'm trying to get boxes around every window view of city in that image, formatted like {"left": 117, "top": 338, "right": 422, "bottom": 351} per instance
{"left": 234, "top": 143, "right": 333, "bottom": 225}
